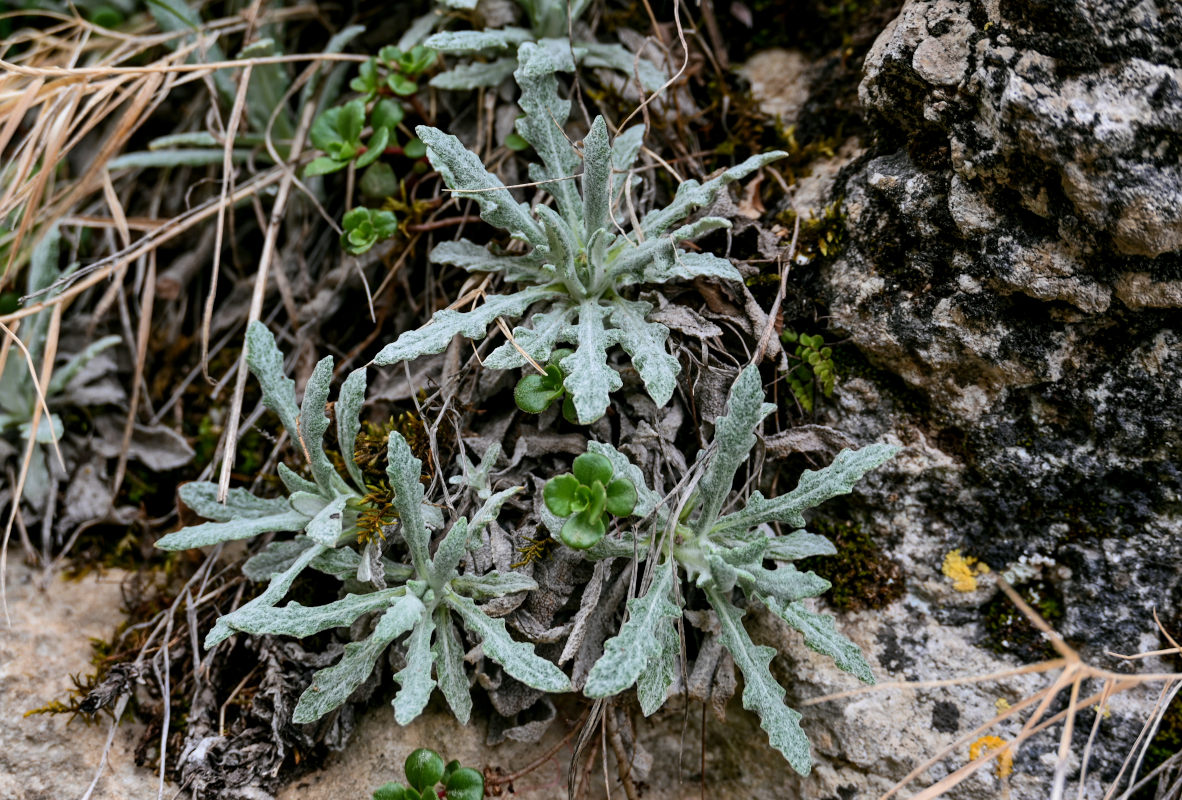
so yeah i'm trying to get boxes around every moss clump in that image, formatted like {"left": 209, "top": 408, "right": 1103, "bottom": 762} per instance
{"left": 799, "top": 518, "right": 905, "bottom": 611}
{"left": 980, "top": 579, "right": 1064, "bottom": 662}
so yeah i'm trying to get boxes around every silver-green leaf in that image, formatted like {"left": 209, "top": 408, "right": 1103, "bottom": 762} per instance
{"left": 585, "top": 566, "right": 680, "bottom": 698}
{"left": 445, "top": 592, "right": 570, "bottom": 692}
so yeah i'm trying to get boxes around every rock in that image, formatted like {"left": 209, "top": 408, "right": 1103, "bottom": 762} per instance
{"left": 739, "top": 49, "right": 812, "bottom": 126}
{"left": 0, "top": 561, "right": 173, "bottom": 800}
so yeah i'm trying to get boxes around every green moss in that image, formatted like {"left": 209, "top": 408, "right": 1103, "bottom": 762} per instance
{"left": 798, "top": 517, "right": 905, "bottom": 611}
{"left": 980, "top": 579, "right": 1064, "bottom": 662}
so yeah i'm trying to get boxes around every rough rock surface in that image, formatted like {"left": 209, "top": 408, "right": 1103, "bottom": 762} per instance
{"left": 0, "top": 562, "right": 173, "bottom": 800}
{"left": 791, "top": 0, "right": 1182, "bottom": 795}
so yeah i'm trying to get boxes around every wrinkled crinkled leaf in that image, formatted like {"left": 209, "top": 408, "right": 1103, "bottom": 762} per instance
{"left": 429, "top": 517, "right": 470, "bottom": 589}
{"left": 179, "top": 482, "right": 291, "bottom": 522}
{"left": 445, "top": 592, "right": 570, "bottom": 692}
{"left": 637, "top": 618, "right": 679, "bottom": 716}
{"left": 559, "top": 302, "right": 621, "bottom": 424}
{"left": 641, "top": 151, "right": 788, "bottom": 237}
{"left": 651, "top": 251, "right": 742, "bottom": 284}
{"left": 468, "top": 486, "right": 523, "bottom": 537}
{"left": 305, "top": 493, "right": 349, "bottom": 547}
{"left": 277, "top": 463, "right": 318, "bottom": 495}
{"left": 449, "top": 570, "right": 538, "bottom": 599}
{"left": 393, "top": 606, "right": 437, "bottom": 724}
{"left": 424, "top": 28, "right": 531, "bottom": 52}
{"left": 298, "top": 356, "right": 345, "bottom": 494}
{"left": 242, "top": 538, "right": 315, "bottom": 581}
{"left": 711, "top": 444, "right": 899, "bottom": 534}
{"left": 610, "top": 298, "right": 679, "bottom": 407}
{"left": 155, "top": 509, "right": 308, "bottom": 551}
{"left": 386, "top": 431, "right": 430, "bottom": 573}
{"left": 430, "top": 57, "right": 518, "bottom": 90}
{"left": 372, "top": 286, "right": 558, "bottom": 366}
{"left": 228, "top": 589, "right": 403, "bottom": 637}
{"left": 585, "top": 567, "right": 680, "bottom": 697}
{"left": 245, "top": 321, "right": 300, "bottom": 438}
{"left": 764, "top": 531, "right": 837, "bottom": 561}
{"left": 764, "top": 597, "right": 874, "bottom": 685}
{"left": 581, "top": 116, "right": 612, "bottom": 237}
{"left": 415, "top": 126, "right": 544, "bottom": 245}
{"left": 579, "top": 42, "right": 667, "bottom": 91}
{"left": 293, "top": 593, "right": 424, "bottom": 723}
{"left": 740, "top": 563, "right": 831, "bottom": 604}
{"left": 336, "top": 367, "right": 368, "bottom": 491}
{"left": 483, "top": 306, "right": 573, "bottom": 370}
{"left": 706, "top": 587, "right": 811, "bottom": 775}
{"left": 693, "top": 365, "right": 775, "bottom": 535}
{"left": 515, "top": 42, "right": 581, "bottom": 224}
{"left": 429, "top": 239, "right": 543, "bottom": 282}
{"left": 207, "top": 543, "right": 327, "bottom": 648}
{"left": 432, "top": 607, "right": 472, "bottom": 723}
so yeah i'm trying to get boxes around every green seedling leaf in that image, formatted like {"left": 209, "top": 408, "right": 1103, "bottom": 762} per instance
{"left": 444, "top": 767, "right": 484, "bottom": 800}
{"left": 405, "top": 748, "right": 445, "bottom": 792}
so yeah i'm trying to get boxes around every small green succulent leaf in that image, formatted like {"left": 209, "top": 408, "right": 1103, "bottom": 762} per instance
{"left": 350, "top": 57, "right": 379, "bottom": 96}
{"left": 385, "top": 431, "right": 430, "bottom": 574}
{"left": 415, "top": 125, "right": 544, "bottom": 245}
{"left": 585, "top": 441, "right": 660, "bottom": 519}
{"left": 432, "top": 608, "right": 472, "bottom": 723}
{"left": 560, "top": 302, "right": 621, "bottom": 424}
{"left": 372, "top": 781, "right": 408, "bottom": 800}
{"left": 405, "top": 748, "right": 446, "bottom": 792}
{"left": 693, "top": 365, "right": 776, "bottom": 535}
{"left": 444, "top": 592, "right": 571, "bottom": 692}
{"left": 206, "top": 543, "right": 327, "bottom": 648}
{"left": 610, "top": 297, "right": 680, "bottom": 407}
{"left": 393, "top": 607, "right": 438, "bottom": 724}
{"left": 371, "top": 98, "right": 405, "bottom": 134}
{"left": 443, "top": 767, "right": 484, "bottom": 800}
{"left": 155, "top": 510, "right": 308, "bottom": 550}
{"left": 604, "top": 478, "right": 637, "bottom": 518}
{"left": 711, "top": 444, "right": 899, "bottom": 534}
{"left": 585, "top": 566, "right": 680, "bottom": 697}
{"left": 304, "top": 156, "right": 347, "bottom": 177}
{"left": 342, "top": 207, "right": 398, "bottom": 255}
{"left": 706, "top": 586, "right": 811, "bottom": 776}
{"left": 387, "top": 73, "right": 418, "bottom": 96}
{"left": 515, "top": 366, "right": 565, "bottom": 413}
{"left": 543, "top": 473, "right": 579, "bottom": 517}
{"left": 357, "top": 127, "right": 389, "bottom": 169}
{"left": 372, "top": 285, "right": 558, "bottom": 366}
{"left": 293, "top": 593, "right": 425, "bottom": 723}
{"left": 244, "top": 322, "right": 300, "bottom": 440}
{"left": 763, "top": 596, "right": 874, "bottom": 684}
{"left": 559, "top": 509, "right": 607, "bottom": 549}
{"left": 637, "top": 619, "right": 679, "bottom": 716}
{"left": 641, "top": 151, "right": 788, "bottom": 238}
{"left": 572, "top": 452, "right": 613, "bottom": 487}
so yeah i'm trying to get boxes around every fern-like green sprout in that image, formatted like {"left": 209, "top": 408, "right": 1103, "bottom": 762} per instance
{"left": 543, "top": 365, "right": 897, "bottom": 775}
{"left": 781, "top": 330, "right": 836, "bottom": 413}
{"left": 155, "top": 322, "right": 567, "bottom": 725}
{"left": 372, "top": 42, "right": 786, "bottom": 424}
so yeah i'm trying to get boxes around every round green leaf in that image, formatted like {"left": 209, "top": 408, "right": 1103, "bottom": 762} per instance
{"left": 604, "top": 478, "right": 637, "bottom": 517}
{"left": 405, "top": 748, "right": 444, "bottom": 791}
{"left": 572, "top": 452, "right": 612, "bottom": 487}
{"left": 444, "top": 767, "right": 484, "bottom": 800}
{"left": 388, "top": 74, "right": 418, "bottom": 96}
{"left": 372, "top": 98, "right": 405, "bottom": 134}
{"left": 373, "top": 782, "right": 408, "bottom": 800}
{"left": 403, "top": 138, "right": 427, "bottom": 159}
{"left": 559, "top": 510, "right": 606, "bottom": 549}
{"left": 515, "top": 373, "right": 562, "bottom": 414}
{"left": 357, "top": 126, "right": 390, "bottom": 168}
{"left": 543, "top": 473, "right": 579, "bottom": 517}
{"left": 505, "top": 132, "right": 529, "bottom": 151}
{"left": 360, "top": 162, "right": 399, "bottom": 198}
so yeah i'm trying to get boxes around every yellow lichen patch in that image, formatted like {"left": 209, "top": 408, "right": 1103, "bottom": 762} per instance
{"left": 995, "top": 697, "right": 1012, "bottom": 713}
{"left": 970, "top": 735, "right": 1014, "bottom": 779}
{"left": 943, "top": 549, "right": 988, "bottom": 592}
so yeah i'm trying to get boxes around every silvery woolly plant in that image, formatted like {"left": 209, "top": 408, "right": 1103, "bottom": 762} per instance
{"left": 550, "top": 365, "right": 898, "bottom": 775}
{"left": 419, "top": 0, "right": 666, "bottom": 91}
{"left": 373, "top": 42, "right": 786, "bottom": 424}
{"left": 156, "top": 322, "right": 568, "bottom": 725}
